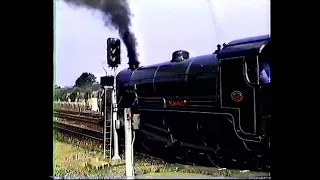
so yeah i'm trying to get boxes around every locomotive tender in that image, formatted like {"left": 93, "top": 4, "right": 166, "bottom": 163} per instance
{"left": 112, "top": 34, "right": 271, "bottom": 169}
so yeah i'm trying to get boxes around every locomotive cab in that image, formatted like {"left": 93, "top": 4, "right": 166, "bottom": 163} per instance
{"left": 217, "top": 35, "right": 271, "bottom": 143}
{"left": 241, "top": 38, "right": 271, "bottom": 138}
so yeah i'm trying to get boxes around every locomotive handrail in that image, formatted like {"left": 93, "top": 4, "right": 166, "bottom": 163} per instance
{"left": 137, "top": 97, "right": 167, "bottom": 108}
{"left": 117, "top": 96, "right": 123, "bottom": 106}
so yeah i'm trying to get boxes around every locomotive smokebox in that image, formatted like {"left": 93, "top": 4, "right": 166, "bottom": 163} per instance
{"left": 171, "top": 50, "right": 189, "bottom": 62}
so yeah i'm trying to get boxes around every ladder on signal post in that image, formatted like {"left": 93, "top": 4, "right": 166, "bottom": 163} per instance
{"left": 104, "top": 113, "right": 113, "bottom": 160}
{"left": 103, "top": 87, "right": 113, "bottom": 160}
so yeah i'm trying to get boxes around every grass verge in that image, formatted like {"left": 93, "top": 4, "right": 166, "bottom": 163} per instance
{"left": 53, "top": 131, "right": 269, "bottom": 178}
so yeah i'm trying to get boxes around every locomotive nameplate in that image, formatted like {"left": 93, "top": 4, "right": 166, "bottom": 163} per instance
{"left": 168, "top": 100, "right": 187, "bottom": 106}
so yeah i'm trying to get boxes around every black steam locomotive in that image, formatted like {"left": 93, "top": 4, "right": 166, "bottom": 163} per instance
{"left": 104, "top": 34, "right": 271, "bottom": 170}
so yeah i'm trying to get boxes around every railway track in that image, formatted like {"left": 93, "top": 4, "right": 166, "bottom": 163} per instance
{"left": 53, "top": 121, "right": 104, "bottom": 141}
{"left": 53, "top": 120, "right": 200, "bottom": 166}
{"left": 53, "top": 120, "right": 174, "bottom": 159}
{"left": 54, "top": 109, "right": 101, "bottom": 124}
{"left": 54, "top": 109, "right": 101, "bottom": 117}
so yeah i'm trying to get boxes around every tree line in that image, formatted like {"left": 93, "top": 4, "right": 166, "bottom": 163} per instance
{"left": 54, "top": 72, "right": 102, "bottom": 102}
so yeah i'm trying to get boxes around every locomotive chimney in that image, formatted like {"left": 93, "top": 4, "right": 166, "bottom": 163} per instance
{"left": 171, "top": 50, "right": 189, "bottom": 62}
{"left": 214, "top": 44, "right": 221, "bottom": 53}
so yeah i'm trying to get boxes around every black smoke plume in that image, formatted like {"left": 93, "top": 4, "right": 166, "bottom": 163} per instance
{"left": 63, "top": 0, "right": 140, "bottom": 70}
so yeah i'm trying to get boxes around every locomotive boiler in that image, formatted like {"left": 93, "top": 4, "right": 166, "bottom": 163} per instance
{"left": 113, "top": 34, "right": 271, "bottom": 170}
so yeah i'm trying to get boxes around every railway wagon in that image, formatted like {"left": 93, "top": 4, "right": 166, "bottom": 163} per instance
{"left": 106, "top": 35, "right": 271, "bottom": 170}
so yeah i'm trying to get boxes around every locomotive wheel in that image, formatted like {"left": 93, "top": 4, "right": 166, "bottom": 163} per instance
{"left": 203, "top": 139, "right": 266, "bottom": 171}
{"left": 248, "top": 154, "right": 270, "bottom": 171}
{"left": 203, "top": 137, "right": 244, "bottom": 169}
{"left": 136, "top": 132, "right": 154, "bottom": 153}
{"left": 141, "top": 138, "right": 153, "bottom": 152}
{"left": 202, "top": 137, "right": 225, "bottom": 168}
{"left": 140, "top": 138, "right": 176, "bottom": 162}
{"left": 138, "top": 133, "right": 165, "bottom": 154}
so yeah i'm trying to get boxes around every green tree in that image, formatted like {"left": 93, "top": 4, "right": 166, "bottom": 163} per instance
{"left": 53, "top": 85, "right": 62, "bottom": 101}
{"left": 61, "top": 93, "right": 69, "bottom": 101}
{"left": 69, "top": 87, "right": 81, "bottom": 102}
{"left": 53, "top": 89, "right": 62, "bottom": 101}
{"left": 84, "top": 90, "right": 92, "bottom": 100}
{"left": 74, "top": 72, "right": 97, "bottom": 88}
{"left": 54, "top": 85, "right": 61, "bottom": 89}
{"left": 98, "top": 90, "right": 103, "bottom": 99}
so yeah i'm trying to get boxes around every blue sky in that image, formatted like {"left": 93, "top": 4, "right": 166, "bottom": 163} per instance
{"left": 54, "top": 0, "right": 270, "bottom": 87}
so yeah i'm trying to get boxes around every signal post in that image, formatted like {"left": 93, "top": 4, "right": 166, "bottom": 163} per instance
{"left": 106, "top": 38, "right": 121, "bottom": 160}
{"left": 105, "top": 38, "right": 135, "bottom": 178}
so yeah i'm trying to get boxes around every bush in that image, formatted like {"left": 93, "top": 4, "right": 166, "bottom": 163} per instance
{"left": 84, "top": 90, "right": 92, "bottom": 100}
{"left": 54, "top": 90, "right": 62, "bottom": 101}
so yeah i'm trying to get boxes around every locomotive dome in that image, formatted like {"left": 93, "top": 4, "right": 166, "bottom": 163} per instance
{"left": 171, "top": 50, "right": 189, "bottom": 62}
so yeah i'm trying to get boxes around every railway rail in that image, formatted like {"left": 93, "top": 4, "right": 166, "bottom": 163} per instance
{"left": 53, "top": 121, "right": 104, "bottom": 141}
{"left": 53, "top": 120, "right": 178, "bottom": 162}
{"left": 53, "top": 119, "right": 212, "bottom": 166}
{"left": 54, "top": 109, "right": 101, "bottom": 118}
{"left": 54, "top": 109, "right": 101, "bottom": 116}
{"left": 54, "top": 110, "right": 101, "bottom": 124}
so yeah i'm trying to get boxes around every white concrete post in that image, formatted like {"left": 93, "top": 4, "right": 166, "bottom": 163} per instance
{"left": 111, "top": 67, "right": 121, "bottom": 160}
{"left": 124, "top": 108, "right": 134, "bottom": 178}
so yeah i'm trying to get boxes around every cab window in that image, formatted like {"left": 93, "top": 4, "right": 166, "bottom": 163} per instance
{"left": 259, "top": 42, "right": 271, "bottom": 84}
{"left": 244, "top": 56, "right": 271, "bottom": 85}
{"left": 259, "top": 60, "right": 271, "bottom": 84}
{"left": 244, "top": 57, "right": 258, "bottom": 85}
